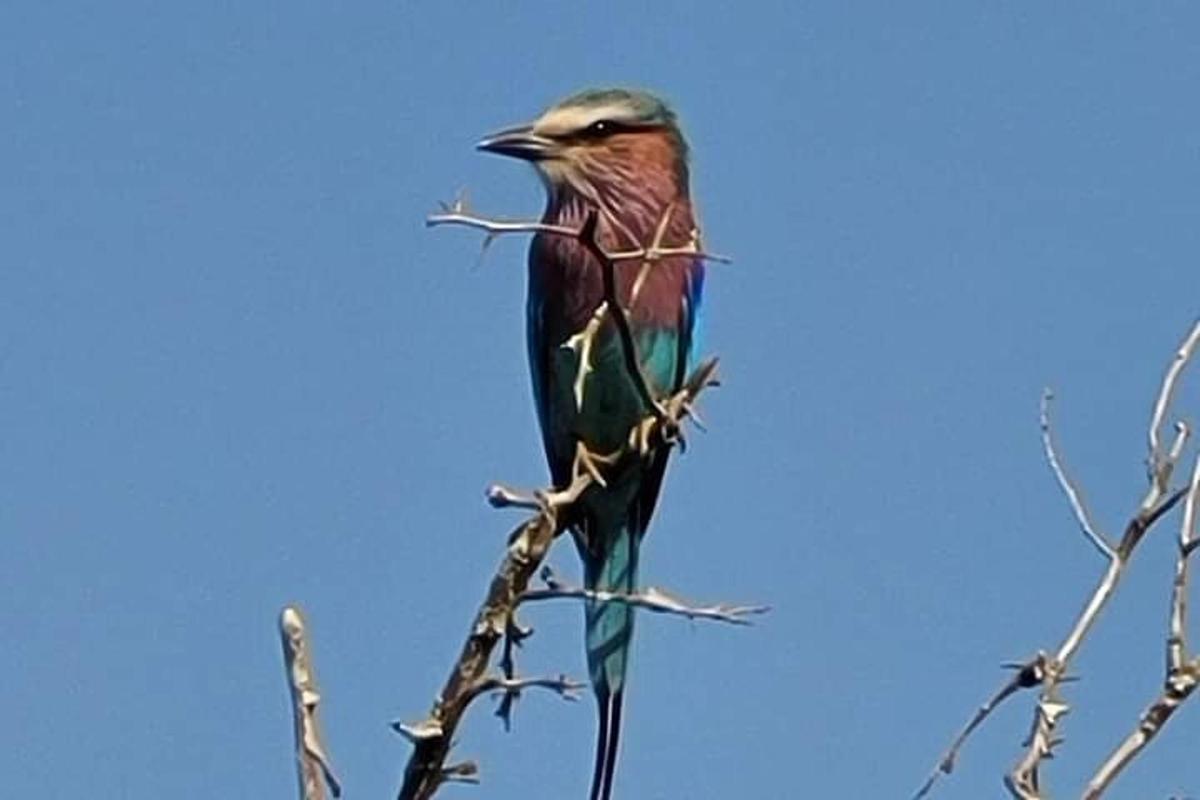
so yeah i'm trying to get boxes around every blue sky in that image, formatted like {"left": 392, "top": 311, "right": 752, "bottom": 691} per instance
{"left": 3, "top": 3, "right": 1200, "bottom": 798}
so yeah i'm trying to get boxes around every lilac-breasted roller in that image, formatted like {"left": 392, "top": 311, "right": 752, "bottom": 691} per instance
{"left": 478, "top": 88, "right": 704, "bottom": 800}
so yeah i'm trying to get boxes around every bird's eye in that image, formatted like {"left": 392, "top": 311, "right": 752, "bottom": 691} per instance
{"left": 583, "top": 119, "right": 614, "bottom": 137}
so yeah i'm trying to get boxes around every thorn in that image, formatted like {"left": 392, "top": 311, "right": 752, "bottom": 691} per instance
{"left": 506, "top": 619, "right": 533, "bottom": 644}
{"left": 440, "top": 760, "right": 480, "bottom": 785}
{"left": 391, "top": 719, "right": 444, "bottom": 743}
{"left": 496, "top": 694, "right": 518, "bottom": 731}
{"left": 472, "top": 614, "right": 504, "bottom": 640}
{"left": 478, "top": 231, "right": 498, "bottom": 259}
{"left": 683, "top": 401, "right": 708, "bottom": 432}
{"left": 540, "top": 564, "right": 563, "bottom": 590}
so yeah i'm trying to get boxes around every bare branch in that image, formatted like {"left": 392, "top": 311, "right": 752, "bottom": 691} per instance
{"left": 393, "top": 361, "right": 720, "bottom": 800}
{"left": 425, "top": 203, "right": 730, "bottom": 264}
{"left": 573, "top": 210, "right": 669, "bottom": 421}
{"left": 1173, "top": 449, "right": 1200, "bottom": 669}
{"left": 1005, "top": 322, "right": 1200, "bottom": 798}
{"left": 921, "top": 319, "right": 1200, "bottom": 799}
{"left": 397, "top": 194, "right": 733, "bottom": 799}
{"left": 471, "top": 673, "right": 586, "bottom": 703}
{"left": 426, "top": 210, "right": 579, "bottom": 239}
{"left": 1083, "top": 454, "right": 1200, "bottom": 798}
{"left": 1040, "top": 389, "right": 1115, "bottom": 560}
{"left": 1148, "top": 320, "right": 1200, "bottom": 475}
{"left": 280, "top": 606, "right": 342, "bottom": 800}
{"left": 521, "top": 566, "right": 769, "bottom": 626}
{"left": 913, "top": 655, "right": 1047, "bottom": 800}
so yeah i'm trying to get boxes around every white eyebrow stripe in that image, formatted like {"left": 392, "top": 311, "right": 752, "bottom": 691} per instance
{"left": 533, "top": 103, "right": 640, "bottom": 137}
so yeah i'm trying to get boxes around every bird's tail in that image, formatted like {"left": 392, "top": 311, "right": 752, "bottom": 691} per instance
{"left": 584, "top": 519, "right": 638, "bottom": 800}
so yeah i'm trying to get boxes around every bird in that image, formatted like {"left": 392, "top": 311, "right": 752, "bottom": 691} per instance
{"left": 477, "top": 88, "right": 705, "bottom": 800}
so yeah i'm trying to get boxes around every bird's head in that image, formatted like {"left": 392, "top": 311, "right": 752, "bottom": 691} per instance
{"left": 477, "top": 88, "right": 689, "bottom": 210}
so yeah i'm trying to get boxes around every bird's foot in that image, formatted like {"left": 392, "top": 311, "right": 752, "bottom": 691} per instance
{"left": 571, "top": 441, "right": 619, "bottom": 488}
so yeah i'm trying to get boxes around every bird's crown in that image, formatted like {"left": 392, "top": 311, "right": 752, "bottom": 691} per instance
{"left": 534, "top": 88, "right": 684, "bottom": 151}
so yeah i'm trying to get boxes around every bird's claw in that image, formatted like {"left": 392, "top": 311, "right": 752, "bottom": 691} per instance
{"left": 571, "top": 442, "right": 618, "bottom": 487}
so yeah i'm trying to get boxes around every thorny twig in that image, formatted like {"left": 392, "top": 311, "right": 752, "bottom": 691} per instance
{"left": 467, "top": 673, "right": 586, "bottom": 704}
{"left": 912, "top": 655, "right": 1048, "bottom": 800}
{"left": 429, "top": 198, "right": 726, "bottom": 425}
{"left": 280, "top": 606, "right": 342, "bottom": 800}
{"left": 521, "top": 565, "right": 770, "bottom": 626}
{"left": 392, "top": 360, "right": 720, "bottom": 800}
{"left": 425, "top": 199, "right": 732, "bottom": 265}
{"left": 916, "top": 319, "right": 1200, "bottom": 800}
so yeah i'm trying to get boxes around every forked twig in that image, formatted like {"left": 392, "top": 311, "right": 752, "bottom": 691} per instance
{"left": 1006, "top": 324, "right": 1200, "bottom": 798}
{"left": 916, "top": 320, "right": 1200, "bottom": 799}
{"left": 393, "top": 360, "right": 721, "bottom": 800}
{"left": 1083, "top": 453, "right": 1200, "bottom": 798}
{"left": 912, "top": 655, "right": 1047, "bottom": 799}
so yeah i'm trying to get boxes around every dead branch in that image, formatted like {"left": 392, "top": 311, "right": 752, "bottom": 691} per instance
{"left": 520, "top": 565, "right": 769, "bottom": 625}
{"left": 915, "top": 319, "right": 1200, "bottom": 800}
{"left": 392, "top": 360, "right": 721, "bottom": 800}
{"left": 1005, "top": 323, "right": 1200, "bottom": 799}
{"left": 1083, "top": 453, "right": 1200, "bottom": 798}
{"left": 425, "top": 200, "right": 731, "bottom": 265}
{"left": 280, "top": 606, "right": 342, "bottom": 800}
{"left": 467, "top": 673, "right": 586, "bottom": 704}
{"left": 1040, "top": 389, "right": 1114, "bottom": 559}
{"left": 428, "top": 198, "right": 724, "bottom": 424}
{"left": 912, "top": 655, "right": 1047, "bottom": 799}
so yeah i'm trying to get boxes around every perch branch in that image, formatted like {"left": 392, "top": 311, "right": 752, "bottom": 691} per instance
{"left": 577, "top": 210, "right": 666, "bottom": 419}
{"left": 429, "top": 198, "right": 723, "bottom": 425}
{"left": 1083, "top": 453, "right": 1200, "bottom": 798}
{"left": 425, "top": 204, "right": 730, "bottom": 264}
{"left": 280, "top": 606, "right": 342, "bottom": 800}
{"left": 399, "top": 196, "right": 737, "bottom": 799}
{"left": 393, "top": 360, "right": 721, "bottom": 800}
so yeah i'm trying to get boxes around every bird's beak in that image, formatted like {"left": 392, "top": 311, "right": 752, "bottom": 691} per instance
{"left": 476, "top": 124, "right": 557, "bottom": 161}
